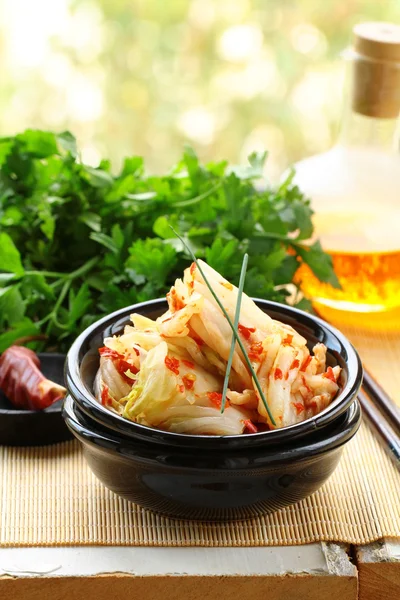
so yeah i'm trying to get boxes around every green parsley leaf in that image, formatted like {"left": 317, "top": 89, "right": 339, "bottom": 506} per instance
{"left": 0, "top": 318, "right": 39, "bottom": 353}
{"left": 126, "top": 238, "right": 177, "bottom": 289}
{"left": 0, "top": 286, "right": 26, "bottom": 326}
{"left": 294, "top": 240, "right": 340, "bottom": 288}
{"left": 16, "top": 130, "right": 58, "bottom": 158}
{"left": 0, "top": 232, "right": 25, "bottom": 275}
{"left": 0, "top": 128, "right": 337, "bottom": 352}
{"left": 68, "top": 283, "right": 92, "bottom": 328}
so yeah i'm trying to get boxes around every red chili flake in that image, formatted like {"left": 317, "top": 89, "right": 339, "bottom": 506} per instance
{"left": 248, "top": 341, "right": 263, "bottom": 362}
{"left": 238, "top": 323, "right": 256, "bottom": 340}
{"left": 165, "top": 356, "right": 180, "bottom": 375}
{"left": 133, "top": 347, "right": 140, "bottom": 356}
{"left": 192, "top": 335, "right": 204, "bottom": 347}
{"left": 290, "top": 359, "right": 300, "bottom": 370}
{"left": 190, "top": 262, "right": 196, "bottom": 275}
{"left": 300, "top": 355, "right": 312, "bottom": 372}
{"left": 323, "top": 366, "right": 336, "bottom": 382}
{"left": 118, "top": 359, "right": 138, "bottom": 375}
{"left": 301, "top": 375, "right": 312, "bottom": 393}
{"left": 285, "top": 372, "right": 289, "bottom": 380}
{"left": 116, "top": 359, "right": 139, "bottom": 383}
{"left": 274, "top": 368, "right": 283, "bottom": 380}
{"left": 292, "top": 402, "right": 305, "bottom": 415}
{"left": 182, "top": 359, "right": 194, "bottom": 369}
{"left": 188, "top": 280, "right": 194, "bottom": 290}
{"left": 100, "top": 348, "right": 139, "bottom": 383}
{"left": 101, "top": 385, "right": 111, "bottom": 406}
{"left": 167, "top": 289, "right": 185, "bottom": 312}
{"left": 176, "top": 384, "right": 185, "bottom": 393}
{"left": 182, "top": 374, "right": 196, "bottom": 390}
{"left": 282, "top": 334, "right": 293, "bottom": 345}
{"left": 309, "top": 400, "right": 318, "bottom": 410}
{"left": 243, "top": 419, "right": 258, "bottom": 434}
{"left": 207, "top": 391, "right": 227, "bottom": 409}
{"left": 173, "top": 291, "right": 185, "bottom": 311}
{"left": 99, "top": 347, "right": 121, "bottom": 359}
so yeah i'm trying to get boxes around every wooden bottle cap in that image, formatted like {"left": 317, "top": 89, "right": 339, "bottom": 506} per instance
{"left": 351, "top": 22, "right": 400, "bottom": 118}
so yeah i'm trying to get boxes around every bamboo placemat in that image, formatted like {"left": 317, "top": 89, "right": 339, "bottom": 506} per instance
{"left": 0, "top": 327, "right": 399, "bottom": 547}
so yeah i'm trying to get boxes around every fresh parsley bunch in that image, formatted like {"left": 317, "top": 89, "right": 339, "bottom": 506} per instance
{"left": 0, "top": 129, "right": 338, "bottom": 353}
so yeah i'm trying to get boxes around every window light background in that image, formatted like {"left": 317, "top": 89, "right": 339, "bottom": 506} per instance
{"left": 0, "top": 0, "right": 399, "bottom": 180}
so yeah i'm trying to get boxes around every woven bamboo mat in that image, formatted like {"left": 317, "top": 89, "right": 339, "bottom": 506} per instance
{"left": 0, "top": 327, "right": 399, "bottom": 547}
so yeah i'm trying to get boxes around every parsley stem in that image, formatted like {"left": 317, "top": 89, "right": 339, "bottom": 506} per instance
{"left": 221, "top": 253, "right": 248, "bottom": 414}
{"left": 171, "top": 182, "right": 222, "bottom": 208}
{"left": 25, "top": 256, "right": 100, "bottom": 281}
{"left": 171, "top": 227, "right": 276, "bottom": 426}
{"left": 35, "top": 257, "right": 99, "bottom": 330}
{"left": 44, "top": 279, "right": 71, "bottom": 335}
{"left": 251, "top": 232, "right": 293, "bottom": 242}
{"left": 65, "top": 256, "right": 100, "bottom": 280}
{"left": 25, "top": 270, "right": 67, "bottom": 278}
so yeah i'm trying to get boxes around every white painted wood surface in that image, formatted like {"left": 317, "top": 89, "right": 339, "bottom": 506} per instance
{"left": 356, "top": 538, "right": 400, "bottom": 563}
{"left": 0, "top": 543, "right": 354, "bottom": 578}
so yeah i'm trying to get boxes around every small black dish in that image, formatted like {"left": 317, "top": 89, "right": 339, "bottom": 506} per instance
{"left": 0, "top": 353, "right": 73, "bottom": 446}
{"left": 65, "top": 299, "right": 363, "bottom": 450}
{"left": 63, "top": 394, "right": 361, "bottom": 520}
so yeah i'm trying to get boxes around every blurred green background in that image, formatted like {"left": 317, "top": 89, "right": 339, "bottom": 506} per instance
{"left": 0, "top": 0, "right": 399, "bottom": 179}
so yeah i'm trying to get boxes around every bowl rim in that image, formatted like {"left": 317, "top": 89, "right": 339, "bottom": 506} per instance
{"left": 63, "top": 393, "right": 361, "bottom": 467}
{"left": 65, "top": 298, "right": 363, "bottom": 449}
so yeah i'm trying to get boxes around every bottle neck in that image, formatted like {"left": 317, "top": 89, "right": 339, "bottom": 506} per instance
{"left": 337, "top": 108, "right": 400, "bottom": 152}
{"left": 336, "top": 49, "right": 400, "bottom": 153}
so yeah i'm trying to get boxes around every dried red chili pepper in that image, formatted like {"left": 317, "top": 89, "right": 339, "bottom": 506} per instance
{"left": 0, "top": 346, "right": 66, "bottom": 410}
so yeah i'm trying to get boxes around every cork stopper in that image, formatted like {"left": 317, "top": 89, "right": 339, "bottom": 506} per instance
{"left": 351, "top": 22, "right": 400, "bottom": 118}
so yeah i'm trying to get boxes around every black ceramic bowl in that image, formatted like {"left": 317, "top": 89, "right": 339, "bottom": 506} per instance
{"left": 64, "top": 393, "right": 361, "bottom": 520}
{"left": 65, "top": 299, "right": 362, "bottom": 449}
{"left": 64, "top": 298, "right": 363, "bottom": 519}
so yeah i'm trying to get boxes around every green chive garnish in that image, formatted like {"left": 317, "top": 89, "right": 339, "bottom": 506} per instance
{"left": 220, "top": 253, "right": 248, "bottom": 413}
{"left": 170, "top": 227, "right": 276, "bottom": 426}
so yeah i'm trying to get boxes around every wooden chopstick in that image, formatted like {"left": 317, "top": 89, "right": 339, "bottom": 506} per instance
{"left": 358, "top": 389, "right": 400, "bottom": 472}
{"left": 362, "top": 369, "right": 400, "bottom": 435}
